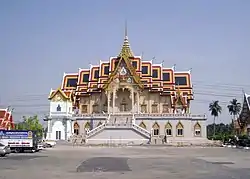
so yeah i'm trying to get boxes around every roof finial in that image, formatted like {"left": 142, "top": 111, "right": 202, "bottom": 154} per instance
{"left": 125, "top": 20, "right": 128, "bottom": 38}
{"left": 118, "top": 21, "right": 134, "bottom": 57}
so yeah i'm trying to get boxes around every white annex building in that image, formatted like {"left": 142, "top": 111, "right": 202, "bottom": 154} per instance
{"left": 44, "top": 30, "right": 209, "bottom": 145}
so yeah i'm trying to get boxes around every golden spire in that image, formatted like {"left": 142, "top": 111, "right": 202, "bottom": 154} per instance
{"left": 118, "top": 21, "right": 134, "bottom": 58}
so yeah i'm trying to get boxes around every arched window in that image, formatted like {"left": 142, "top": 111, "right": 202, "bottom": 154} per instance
{"left": 73, "top": 122, "right": 80, "bottom": 135}
{"left": 194, "top": 122, "right": 201, "bottom": 137}
{"left": 139, "top": 121, "right": 147, "bottom": 129}
{"left": 165, "top": 122, "right": 172, "bottom": 136}
{"left": 176, "top": 121, "right": 184, "bottom": 137}
{"left": 57, "top": 104, "right": 61, "bottom": 112}
{"left": 152, "top": 122, "right": 160, "bottom": 136}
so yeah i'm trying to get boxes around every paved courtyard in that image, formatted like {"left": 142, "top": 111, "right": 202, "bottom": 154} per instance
{"left": 0, "top": 145, "right": 250, "bottom": 179}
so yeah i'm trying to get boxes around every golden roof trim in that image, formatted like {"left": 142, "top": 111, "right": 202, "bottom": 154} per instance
{"left": 48, "top": 88, "right": 70, "bottom": 100}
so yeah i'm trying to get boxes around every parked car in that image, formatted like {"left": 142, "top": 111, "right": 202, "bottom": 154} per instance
{"left": 43, "top": 140, "right": 56, "bottom": 148}
{"left": 37, "top": 143, "right": 44, "bottom": 151}
{"left": 0, "top": 143, "right": 11, "bottom": 157}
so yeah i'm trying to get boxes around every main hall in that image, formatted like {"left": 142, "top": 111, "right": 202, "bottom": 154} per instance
{"left": 45, "top": 27, "right": 208, "bottom": 145}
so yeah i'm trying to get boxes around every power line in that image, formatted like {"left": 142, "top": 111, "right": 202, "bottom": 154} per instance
{"left": 4, "top": 80, "right": 249, "bottom": 100}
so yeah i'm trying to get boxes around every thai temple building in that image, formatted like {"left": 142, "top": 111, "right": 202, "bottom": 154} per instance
{"left": 45, "top": 28, "right": 208, "bottom": 145}
{"left": 0, "top": 107, "right": 14, "bottom": 130}
{"left": 235, "top": 93, "right": 250, "bottom": 136}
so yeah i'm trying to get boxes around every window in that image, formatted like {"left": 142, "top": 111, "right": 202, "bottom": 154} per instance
{"left": 142, "top": 66, "right": 148, "bottom": 74}
{"left": 194, "top": 122, "right": 201, "bottom": 137}
{"left": 83, "top": 74, "right": 89, "bottom": 82}
{"left": 165, "top": 122, "right": 172, "bottom": 136}
{"left": 73, "top": 122, "right": 80, "bottom": 135}
{"left": 94, "top": 70, "right": 99, "bottom": 79}
{"left": 153, "top": 129, "right": 159, "bottom": 136}
{"left": 152, "top": 104, "right": 158, "bottom": 113}
{"left": 132, "top": 61, "right": 137, "bottom": 68}
{"left": 74, "top": 129, "right": 79, "bottom": 135}
{"left": 152, "top": 69, "right": 158, "bottom": 78}
{"left": 152, "top": 122, "right": 160, "bottom": 136}
{"left": 162, "top": 104, "right": 169, "bottom": 113}
{"left": 177, "top": 129, "right": 183, "bottom": 136}
{"left": 195, "top": 130, "right": 201, "bottom": 136}
{"left": 56, "top": 131, "right": 61, "bottom": 140}
{"left": 176, "top": 122, "right": 184, "bottom": 136}
{"left": 56, "top": 104, "right": 61, "bottom": 112}
{"left": 66, "top": 78, "right": 77, "bottom": 87}
{"left": 104, "top": 66, "right": 109, "bottom": 75}
{"left": 81, "top": 105, "right": 88, "bottom": 113}
{"left": 141, "top": 104, "right": 147, "bottom": 113}
{"left": 163, "top": 73, "right": 170, "bottom": 81}
{"left": 166, "top": 128, "right": 172, "bottom": 136}
{"left": 175, "top": 77, "right": 187, "bottom": 85}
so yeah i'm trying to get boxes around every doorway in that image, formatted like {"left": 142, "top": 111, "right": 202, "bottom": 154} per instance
{"left": 56, "top": 131, "right": 61, "bottom": 140}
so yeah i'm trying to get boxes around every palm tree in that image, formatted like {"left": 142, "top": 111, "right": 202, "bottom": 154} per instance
{"left": 209, "top": 100, "right": 222, "bottom": 138}
{"left": 227, "top": 98, "right": 241, "bottom": 134}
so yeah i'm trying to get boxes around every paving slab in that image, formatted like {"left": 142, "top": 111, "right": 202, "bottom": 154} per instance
{"left": 0, "top": 145, "right": 250, "bottom": 179}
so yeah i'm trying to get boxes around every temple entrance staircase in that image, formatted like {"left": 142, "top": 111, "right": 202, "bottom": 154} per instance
{"left": 86, "top": 114, "right": 151, "bottom": 140}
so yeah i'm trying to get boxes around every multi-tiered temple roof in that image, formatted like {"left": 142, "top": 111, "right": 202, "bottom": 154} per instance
{"left": 49, "top": 29, "right": 194, "bottom": 106}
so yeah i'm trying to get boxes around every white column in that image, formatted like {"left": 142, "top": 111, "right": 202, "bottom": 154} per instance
{"left": 137, "top": 92, "right": 140, "bottom": 113}
{"left": 47, "top": 119, "right": 52, "bottom": 139}
{"left": 113, "top": 89, "right": 116, "bottom": 113}
{"left": 131, "top": 88, "right": 134, "bottom": 113}
{"left": 66, "top": 119, "right": 72, "bottom": 140}
{"left": 107, "top": 91, "right": 111, "bottom": 114}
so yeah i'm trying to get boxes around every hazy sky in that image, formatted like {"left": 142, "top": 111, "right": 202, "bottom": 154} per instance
{"left": 1, "top": 0, "right": 250, "bottom": 124}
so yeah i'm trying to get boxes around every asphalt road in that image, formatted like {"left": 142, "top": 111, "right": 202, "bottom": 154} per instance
{"left": 0, "top": 145, "right": 250, "bottom": 179}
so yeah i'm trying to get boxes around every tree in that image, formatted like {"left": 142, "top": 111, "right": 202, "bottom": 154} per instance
{"left": 14, "top": 115, "right": 44, "bottom": 137}
{"left": 227, "top": 98, "right": 241, "bottom": 134}
{"left": 209, "top": 100, "right": 222, "bottom": 138}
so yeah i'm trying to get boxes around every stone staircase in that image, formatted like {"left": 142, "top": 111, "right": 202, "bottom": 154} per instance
{"left": 131, "top": 123, "right": 151, "bottom": 138}
{"left": 85, "top": 114, "right": 151, "bottom": 139}
{"left": 86, "top": 123, "right": 106, "bottom": 138}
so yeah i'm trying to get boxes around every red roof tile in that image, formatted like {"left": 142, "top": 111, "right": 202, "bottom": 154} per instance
{"left": 0, "top": 108, "right": 14, "bottom": 130}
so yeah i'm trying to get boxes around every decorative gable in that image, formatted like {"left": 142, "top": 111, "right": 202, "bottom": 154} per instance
{"left": 48, "top": 88, "right": 71, "bottom": 102}
{"left": 103, "top": 29, "right": 143, "bottom": 90}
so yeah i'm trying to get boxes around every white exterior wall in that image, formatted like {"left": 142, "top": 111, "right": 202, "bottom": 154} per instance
{"left": 46, "top": 95, "right": 73, "bottom": 141}
{"left": 135, "top": 119, "right": 207, "bottom": 144}
{"left": 49, "top": 100, "right": 73, "bottom": 117}
{"left": 51, "top": 121, "right": 66, "bottom": 140}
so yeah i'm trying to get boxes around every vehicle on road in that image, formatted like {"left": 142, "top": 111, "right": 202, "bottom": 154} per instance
{"left": 37, "top": 143, "right": 44, "bottom": 151}
{"left": 43, "top": 140, "right": 56, "bottom": 148}
{"left": 0, "top": 143, "right": 11, "bottom": 157}
{"left": 0, "top": 130, "right": 39, "bottom": 153}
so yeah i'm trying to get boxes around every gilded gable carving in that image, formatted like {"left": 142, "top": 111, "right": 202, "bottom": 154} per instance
{"left": 51, "top": 93, "right": 66, "bottom": 102}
